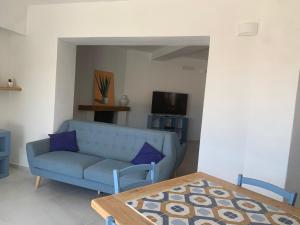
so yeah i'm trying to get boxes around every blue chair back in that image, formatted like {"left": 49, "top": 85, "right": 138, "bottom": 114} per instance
{"left": 106, "top": 216, "right": 116, "bottom": 225}
{"left": 237, "top": 174, "right": 297, "bottom": 206}
{"left": 113, "top": 162, "right": 156, "bottom": 194}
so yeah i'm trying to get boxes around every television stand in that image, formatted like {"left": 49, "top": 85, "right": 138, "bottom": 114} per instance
{"left": 147, "top": 115, "right": 188, "bottom": 144}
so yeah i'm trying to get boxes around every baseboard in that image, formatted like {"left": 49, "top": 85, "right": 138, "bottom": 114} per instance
{"left": 10, "top": 163, "right": 30, "bottom": 172}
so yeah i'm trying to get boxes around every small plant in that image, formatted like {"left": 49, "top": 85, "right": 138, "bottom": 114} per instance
{"left": 95, "top": 75, "right": 111, "bottom": 98}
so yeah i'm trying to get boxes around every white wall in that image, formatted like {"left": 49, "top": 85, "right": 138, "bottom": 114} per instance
{"left": 198, "top": 0, "right": 300, "bottom": 187}
{"left": 0, "top": 29, "right": 26, "bottom": 166}
{"left": 0, "top": 27, "right": 52, "bottom": 166}
{"left": 0, "top": 29, "right": 11, "bottom": 86}
{"left": 0, "top": 28, "right": 12, "bottom": 128}
{"left": 2, "top": 0, "right": 299, "bottom": 190}
{"left": 285, "top": 74, "right": 300, "bottom": 207}
{"left": 124, "top": 49, "right": 207, "bottom": 141}
{"left": 239, "top": 1, "right": 300, "bottom": 189}
{"left": 53, "top": 40, "right": 77, "bottom": 130}
{"left": 73, "top": 45, "right": 127, "bottom": 121}
{"left": 0, "top": 0, "right": 28, "bottom": 34}
{"left": 6, "top": 28, "right": 57, "bottom": 166}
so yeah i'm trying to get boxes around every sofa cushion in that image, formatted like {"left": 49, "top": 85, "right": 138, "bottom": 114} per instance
{"left": 33, "top": 151, "right": 103, "bottom": 179}
{"left": 49, "top": 130, "right": 78, "bottom": 152}
{"left": 84, "top": 159, "right": 146, "bottom": 186}
{"left": 131, "top": 142, "right": 165, "bottom": 165}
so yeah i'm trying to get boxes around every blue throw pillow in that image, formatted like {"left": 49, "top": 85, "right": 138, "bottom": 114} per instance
{"left": 131, "top": 142, "right": 165, "bottom": 165}
{"left": 48, "top": 130, "right": 79, "bottom": 152}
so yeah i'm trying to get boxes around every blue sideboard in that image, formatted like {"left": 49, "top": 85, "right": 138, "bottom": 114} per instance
{"left": 0, "top": 130, "right": 11, "bottom": 178}
{"left": 147, "top": 115, "right": 188, "bottom": 144}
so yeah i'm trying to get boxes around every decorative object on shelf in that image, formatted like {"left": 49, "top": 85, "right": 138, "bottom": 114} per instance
{"left": 147, "top": 114, "right": 189, "bottom": 144}
{"left": 1, "top": 78, "right": 21, "bottom": 91}
{"left": 0, "top": 78, "right": 21, "bottom": 91}
{"left": 119, "top": 95, "right": 129, "bottom": 106}
{"left": 97, "top": 76, "right": 111, "bottom": 104}
{"left": 7, "top": 78, "right": 14, "bottom": 87}
{"left": 94, "top": 70, "right": 115, "bottom": 106}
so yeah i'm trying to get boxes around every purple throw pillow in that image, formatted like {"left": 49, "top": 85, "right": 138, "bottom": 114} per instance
{"left": 48, "top": 130, "right": 79, "bottom": 152}
{"left": 131, "top": 142, "right": 165, "bottom": 165}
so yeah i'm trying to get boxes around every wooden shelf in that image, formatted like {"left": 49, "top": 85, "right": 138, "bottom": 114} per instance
{"left": 78, "top": 105, "right": 130, "bottom": 112}
{"left": 0, "top": 86, "right": 22, "bottom": 91}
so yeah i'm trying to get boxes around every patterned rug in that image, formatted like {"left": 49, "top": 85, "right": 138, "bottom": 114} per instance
{"left": 125, "top": 179, "right": 300, "bottom": 225}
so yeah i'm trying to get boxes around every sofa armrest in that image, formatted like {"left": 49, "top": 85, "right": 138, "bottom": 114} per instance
{"left": 154, "top": 156, "right": 176, "bottom": 182}
{"left": 26, "top": 138, "right": 50, "bottom": 166}
{"left": 175, "top": 142, "right": 187, "bottom": 169}
{"left": 146, "top": 133, "right": 178, "bottom": 182}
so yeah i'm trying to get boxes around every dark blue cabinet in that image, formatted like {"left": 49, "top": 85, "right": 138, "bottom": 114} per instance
{"left": 147, "top": 115, "right": 188, "bottom": 144}
{"left": 0, "top": 130, "right": 11, "bottom": 178}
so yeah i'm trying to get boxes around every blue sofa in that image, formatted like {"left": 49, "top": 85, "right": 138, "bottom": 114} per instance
{"left": 26, "top": 120, "right": 183, "bottom": 194}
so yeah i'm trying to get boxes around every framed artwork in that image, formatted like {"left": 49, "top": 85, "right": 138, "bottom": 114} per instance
{"left": 94, "top": 70, "right": 115, "bottom": 106}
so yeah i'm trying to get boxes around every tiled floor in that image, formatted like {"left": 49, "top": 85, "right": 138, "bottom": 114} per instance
{"left": 0, "top": 141, "right": 199, "bottom": 225}
{"left": 0, "top": 167, "right": 105, "bottom": 225}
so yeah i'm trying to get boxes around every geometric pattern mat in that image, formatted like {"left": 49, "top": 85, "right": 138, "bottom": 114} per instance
{"left": 126, "top": 179, "right": 300, "bottom": 225}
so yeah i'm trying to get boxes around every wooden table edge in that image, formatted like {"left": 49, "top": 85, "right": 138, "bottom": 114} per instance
{"left": 91, "top": 196, "right": 153, "bottom": 225}
{"left": 91, "top": 172, "right": 300, "bottom": 225}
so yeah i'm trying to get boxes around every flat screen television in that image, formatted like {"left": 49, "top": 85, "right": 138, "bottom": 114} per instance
{"left": 151, "top": 91, "right": 188, "bottom": 115}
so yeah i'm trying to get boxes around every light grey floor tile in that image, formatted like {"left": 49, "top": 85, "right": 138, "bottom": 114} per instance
{"left": 0, "top": 167, "right": 105, "bottom": 225}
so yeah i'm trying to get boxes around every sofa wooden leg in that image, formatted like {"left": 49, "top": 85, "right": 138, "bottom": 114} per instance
{"left": 35, "top": 176, "right": 41, "bottom": 190}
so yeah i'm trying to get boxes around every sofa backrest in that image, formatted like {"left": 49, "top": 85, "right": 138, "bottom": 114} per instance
{"left": 59, "top": 120, "right": 172, "bottom": 162}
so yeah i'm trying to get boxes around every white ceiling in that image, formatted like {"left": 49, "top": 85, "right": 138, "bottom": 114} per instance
{"left": 29, "top": 0, "right": 116, "bottom": 5}
{"left": 120, "top": 46, "right": 209, "bottom": 60}
{"left": 121, "top": 46, "right": 163, "bottom": 53}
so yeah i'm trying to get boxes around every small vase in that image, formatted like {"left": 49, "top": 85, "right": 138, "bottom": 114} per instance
{"left": 8, "top": 79, "right": 14, "bottom": 87}
{"left": 119, "top": 95, "right": 129, "bottom": 106}
{"left": 103, "top": 97, "right": 109, "bottom": 104}
{"left": 8, "top": 82, "right": 14, "bottom": 88}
